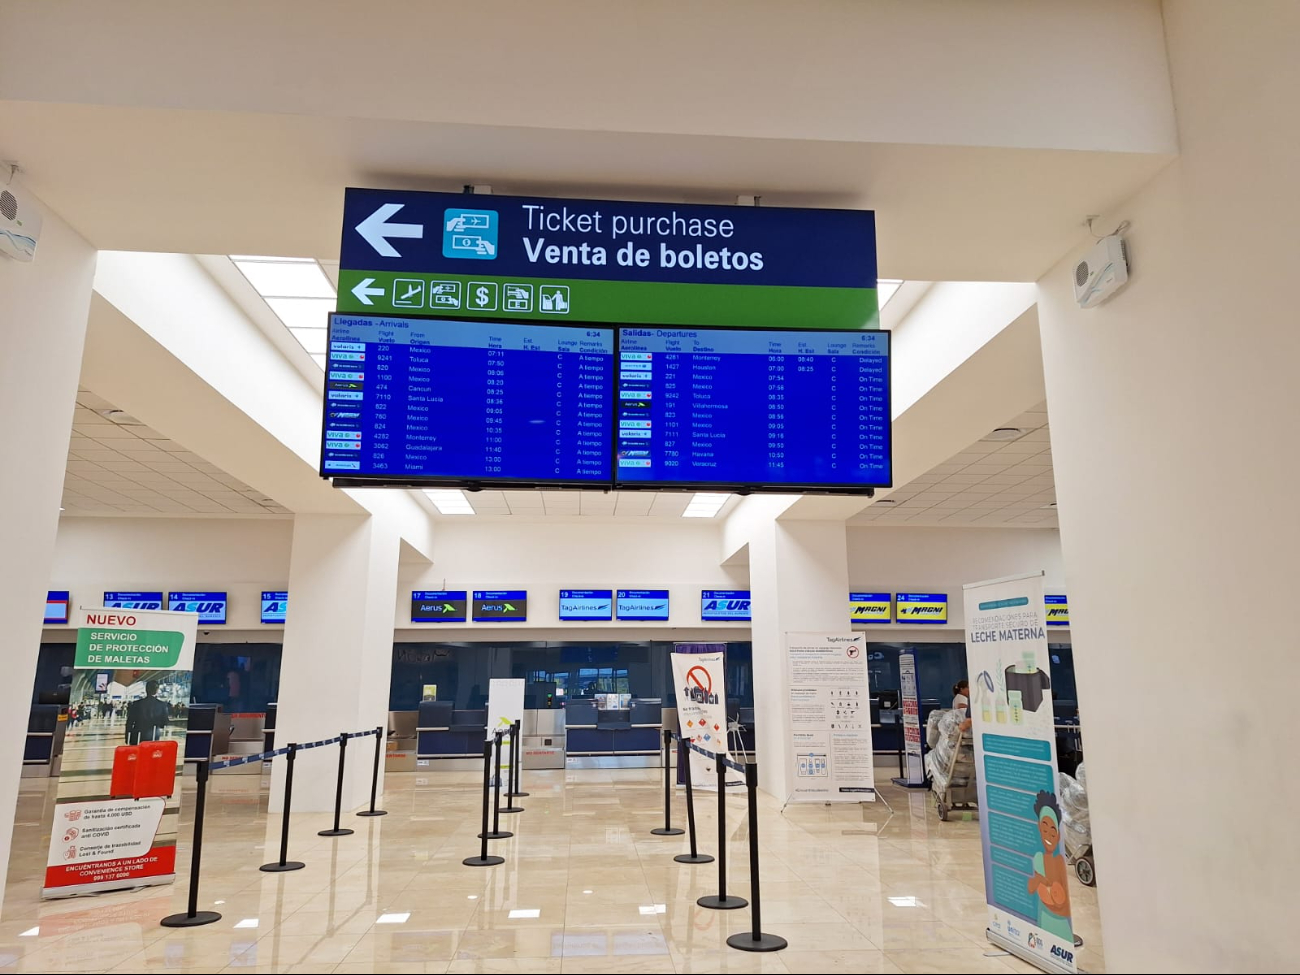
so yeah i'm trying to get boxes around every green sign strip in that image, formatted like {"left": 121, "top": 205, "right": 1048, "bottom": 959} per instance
{"left": 337, "top": 269, "right": 880, "bottom": 330}
{"left": 75, "top": 628, "right": 185, "bottom": 669}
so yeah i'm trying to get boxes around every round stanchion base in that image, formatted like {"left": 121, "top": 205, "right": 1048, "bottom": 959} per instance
{"left": 506, "top": 791, "right": 530, "bottom": 798}
{"left": 259, "top": 861, "right": 305, "bottom": 873}
{"left": 160, "top": 910, "right": 222, "bottom": 928}
{"left": 650, "top": 827, "right": 685, "bottom": 836}
{"left": 317, "top": 828, "right": 355, "bottom": 837}
{"left": 674, "top": 853, "right": 714, "bottom": 864}
{"left": 478, "top": 830, "right": 514, "bottom": 839}
{"left": 727, "top": 931, "right": 788, "bottom": 953}
{"left": 697, "top": 894, "right": 748, "bottom": 910}
{"left": 356, "top": 809, "right": 388, "bottom": 817}
{"left": 462, "top": 854, "right": 505, "bottom": 867}
{"left": 500, "top": 805, "right": 524, "bottom": 814}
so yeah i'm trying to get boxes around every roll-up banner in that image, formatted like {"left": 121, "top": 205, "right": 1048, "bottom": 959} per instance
{"left": 486, "top": 678, "right": 526, "bottom": 774}
{"left": 784, "top": 633, "right": 876, "bottom": 802}
{"left": 897, "top": 648, "right": 926, "bottom": 786}
{"left": 964, "top": 572, "right": 1077, "bottom": 974}
{"left": 43, "top": 607, "right": 196, "bottom": 898}
{"left": 670, "top": 644, "right": 741, "bottom": 790}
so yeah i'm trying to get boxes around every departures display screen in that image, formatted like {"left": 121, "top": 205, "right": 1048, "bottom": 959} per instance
{"left": 616, "top": 327, "right": 890, "bottom": 490}
{"left": 322, "top": 314, "right": 615, "bottom": 486}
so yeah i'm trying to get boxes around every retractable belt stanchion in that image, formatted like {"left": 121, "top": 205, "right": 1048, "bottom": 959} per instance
{"left": 356, "top": 725, "right": 388, "bottom": 817}
{"left": 480, "top": 730, "right": 514, "bottom": 839}
{"left": 318, "top": 731, "right": 355, "bottom": 837}
{"left": 696, "top": 750, "right": 746, "bottom": 910}
{"left": 506, "top": 718, "right": 529, "bottom": 799}
{"left": 261, "top": 742, "right": 305, "bottom": 872}
{"left": 500, "top": 721, "right": 524, "bottom": 813}
{"left": 726, "top": 760, "right": 787, "bottom": 952}
{"left": 464, "top": 738, "right": 505, "bottom": 867}
{"left": 161, "top": 760, "right": 222, "bottom": 927}
{"left": 674, "top": 735, "right": 713, "bottom": 865}
{"left": 651, "top": 728, "right": 685, "bottom": 836}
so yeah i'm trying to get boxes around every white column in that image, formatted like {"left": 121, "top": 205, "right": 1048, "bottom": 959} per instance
{"left": 0, "top": 204, "right": 96, "bottom": 906}
{"left": 748, "top": 517, "right": 849, "bottom": 799}
{"left": 1035, "top": 5, "right": 1298, "bottom": 969}
{"left": 270, "top": 514, "right": 399, "bottom": 812}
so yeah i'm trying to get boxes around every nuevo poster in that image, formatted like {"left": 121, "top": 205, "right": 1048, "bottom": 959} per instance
{"left": 43, "top": 607, "right": 196, "bottom": 898}
{"left": 785, "top": 633, "right": 876, "bottom": 802}
{"left": 963, "top": 572, "right": 1077, "bottom": 974}
{"left": 670, "top": 644, "right": 739, "bottom": 790}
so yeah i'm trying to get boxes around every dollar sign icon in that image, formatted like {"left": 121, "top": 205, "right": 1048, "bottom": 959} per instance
{"left": 476, "top": 285, "right": 490, "bottom": 307}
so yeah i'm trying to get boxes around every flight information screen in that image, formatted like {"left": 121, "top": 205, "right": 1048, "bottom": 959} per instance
{"left": 322, "top": 314, "right": 615, "bottom": 486}
{"left": 615, "top": 327, "right": 890, "bottom": 490}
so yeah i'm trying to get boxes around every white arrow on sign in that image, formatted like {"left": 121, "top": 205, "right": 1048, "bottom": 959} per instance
{"left": 351, "top": 277, "right": 385, "bottom": 306}
{"left": 355, "top": 203, "right": 424, "bottom": 258}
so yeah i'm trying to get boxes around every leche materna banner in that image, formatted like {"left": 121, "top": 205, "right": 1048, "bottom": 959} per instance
{"left": 785, "top": 633, "right": 876, "bottom": 802}
{"left": 43, "top": 607, "right": 196, "bottom": 898}
{"left": 963, "top": 572, "right": 1077, "bottom": 973}
{"left": 670, "top": 644, "right": 741, "bottom": 790}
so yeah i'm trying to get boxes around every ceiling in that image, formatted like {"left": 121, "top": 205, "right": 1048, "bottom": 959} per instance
{"left": 459, "top": 491, "right": 737, "bottom": 520}
{"left": 62, "top": 390, "right": 290, "bottom": 517}
{"left": 850, "top": 404, "right": 1056, "bottom": 529}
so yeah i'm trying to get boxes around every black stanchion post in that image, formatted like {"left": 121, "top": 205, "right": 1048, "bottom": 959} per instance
{"left": 506, "top": 719, "right": 529, "bottom": 798}
{"left": 356, "top": 726, "right": 388, "bottom": 817}
{"left": 726, "top": 761, "right": 787, "bottom": 952}
{"left": 464, "top": 739, "right": 504, "bottom": 867}
{"left": 161, "top": 760, "right": 222, "bottom": 927}
{"left": 318, "top": 732, "right": 355, "bottom": 837}
{"left": 697, "top": 751, "right": 746, "bottom": 910}
{"left": 261, "top": 743, "right": 305, "bottom": 872}
{"left": 674, "top": 737, "right": 713, "bottom": 865}
{"left": 651, "top": 728, "right": 684, "bottom": 836}
{"left": 501, "top": 722, "right": 524, "bottom": 813}
{"left": 480, "top": 731, "right": 514, "bottom": 838}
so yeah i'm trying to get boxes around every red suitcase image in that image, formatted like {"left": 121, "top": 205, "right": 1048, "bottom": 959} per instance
{"left": 133, "top": 740, "right": 178, "bottom": 799}
{"left": 109, "top": 745, "right": 139, "bottom": 798}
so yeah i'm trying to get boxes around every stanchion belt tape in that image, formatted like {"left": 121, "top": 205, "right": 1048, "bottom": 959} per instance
{"left": 208, "top": 728, "right": 379, "bottom": 771}
{"left": 670, "top": 731, "right": 747, "bottom": 774}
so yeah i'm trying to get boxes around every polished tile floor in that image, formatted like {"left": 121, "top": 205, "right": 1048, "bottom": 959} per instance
{"left": 0, "top": 766, "right": 1104, "bottom": 973}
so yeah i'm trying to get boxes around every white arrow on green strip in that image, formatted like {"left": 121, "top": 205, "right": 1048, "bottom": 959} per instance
{"left": 351, "top": 277, "right": 385, "bottom": 306}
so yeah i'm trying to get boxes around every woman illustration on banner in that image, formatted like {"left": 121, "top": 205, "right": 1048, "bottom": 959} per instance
{"left": 1027, "top": 790, "right": 1073, "bottom": 940}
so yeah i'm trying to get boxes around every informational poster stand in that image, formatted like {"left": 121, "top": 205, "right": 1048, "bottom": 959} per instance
{"left": 486, "top": 678, "right": 525, "bottom": 773}
{"left": 670, "top": 644, "right": 739, "bottom": 790}
{"left": 964, "top": 572, "right": 1078, "bottom": 974}
{"left": 43, "top": 607, "right": 196, "bottom": 898}
{"left": 893, "top": 648, "right": 927, "bottom": 787}
{"left": 784, "top": 633, "right": 876, "bottom": 804}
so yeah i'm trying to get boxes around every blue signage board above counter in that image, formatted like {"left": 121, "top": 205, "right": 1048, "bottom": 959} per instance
{"left": 103, "top": 591, "right": 164, "bottom": 611}
{"left": 895, "top": 592, "right": 948, "bottom": 624}
{"left": 338, "top": 188, "right": 879, "bottom": 329}
{"left": 701, "top": 589, "right": 752, "bottom": 622}
{"left": 413, "top": 590, "right": 468, "bottom": 623}
{"left": 260, "top": 591, "right": 288, "bottom": 625}
{"left": 472, "top": 590, "right": 528, "bottom": 622}
{"left": 1045, "top": 594, "right": 1070, "bottom": 626}
{"left": 617, "top": 589, "right": 670, "bottom": 622}
{"left": 168, "top": 591, "right": 228, "bottom": 625}
{"left": 559, "top": 590, "right": 614, "bottom": 621}
{"left": 45, "top": 591, "right": 70, "bottom": 625}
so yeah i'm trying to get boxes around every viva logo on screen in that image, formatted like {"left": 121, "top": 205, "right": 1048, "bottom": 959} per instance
{"left": 443, "top": 209, "right": 498, "bottom": 260}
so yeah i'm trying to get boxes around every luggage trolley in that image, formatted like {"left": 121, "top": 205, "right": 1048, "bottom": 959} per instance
{"left": 925, "top": 709, "right": 978, "bottom": 821}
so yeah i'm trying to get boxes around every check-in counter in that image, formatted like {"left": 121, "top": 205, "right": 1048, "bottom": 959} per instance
{"left": 566, "top": 698, "right": 662, "bottom": 757}
{"left": 387, "top": 710, "right": 418, "bottom": 771}
{"left": 417, "top": 703, "right": 487, "bottom": 760}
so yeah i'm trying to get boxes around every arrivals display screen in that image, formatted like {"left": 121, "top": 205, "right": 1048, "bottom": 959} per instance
{"left": 558, "top": 589, "right": 613, "bottom": 621}
{"left": 412, "top": 590, "right": 468, "bottom": 623}
{"left": 472, "top": 590, "right": 528, "bottom": 622}
{"left": 169, "top": 591, "right": 228, "bottom": 625}
{"left": 895, "top": 592, "right": 948, "bottom": 624}
{"left": 616, "top": 589, "right": 670, "bottom": 622}
{"left": 103, "top": 591, "right": 164, "bottom": 610}
{"left": 261, "top": 591, "right": 288, "bottom": 625}
{"left": 701, "top": 589, "right": 752, "bottom": 622}
{"left": 45, "top": 591, "right": 70, "bottom": 625}
{"left": 321, "top": 313, "right": 615, "bottom": 487}
{"left": 615, "top": 326, "right": 890, "bottom": 491}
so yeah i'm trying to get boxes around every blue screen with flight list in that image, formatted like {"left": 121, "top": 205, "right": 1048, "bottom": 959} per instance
{"left": 615, "top": 327, "right": 890, "bottom": 489}
{"left": 322, "top": 314, "right": 615, "bottom": 485}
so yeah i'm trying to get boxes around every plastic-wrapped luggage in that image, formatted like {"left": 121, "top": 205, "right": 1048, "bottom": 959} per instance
{"left": 1058, "top": 763, "right": 1094, "bottom": 868}
{"left": 926, "top": 709, "right": 977, "bottom": 820}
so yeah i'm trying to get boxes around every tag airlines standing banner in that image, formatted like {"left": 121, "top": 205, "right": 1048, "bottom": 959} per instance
{"left": 338, "top": 188, "right": 878, "bottom": 329}
{"left": 44, "top": 607, "right": 196, "bottom": 898}
{"left": 963, "top": 572, "right": 1077, "bottom": 974}
{"left": 785, "top": 633, "right": 875, "bottom": 802}
{"left": 670, "top": 644, "right": 741, "bottom": 789}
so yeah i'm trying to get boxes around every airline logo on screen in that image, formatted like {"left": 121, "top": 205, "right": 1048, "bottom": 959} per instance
{"left": 472, "top": 590, "right": 528, "bottom": 622}
{"left": 850, "top": 592, "right": 892, "bottom": 624}
{"left": 261, "top": 591, "right": 288, "bottom": 625}
{"left": 103, "top": 592, "right": 164, "bottom": 611}
{"left": 45, "top": 591, "right": 71, "bottom": 625}
{"left": 168, "top": 592, "right": 227, "bottom": 624}
{"left": 895, "top": 593, "right": 948, "bottom": 624}
{"left": 1045, "top": 594, "right": 1069, "bottom": 626}
{"left": 701, "top": 590, "right": 751, "bottom": 622}
{"left": 617, "top": 589, "right": 670, "bottom": 621}
{"left": 443, "top": 209, "right": 498, "bottom": 260}
{"left": 413, "top": 591, "right": 468, "bottom": 623}
{"left": 558, "top": 590, "right": 613, "bottom": 621}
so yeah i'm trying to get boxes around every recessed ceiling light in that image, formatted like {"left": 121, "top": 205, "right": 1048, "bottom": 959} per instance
{"left": 98, "top": 408, "right": 143, "bottom": 425}
{"left": 682, "top": 492, "right": 732, "bottom": 518}
{"left": 425, "top": 489, "right": 476, "bottom": 515}
{"left": 264, "top": 296, "right": 336, "bottom": 332}
{"left": 233, "top": 258, "right": 335, "bottom": 299}
{"left": 982, "top": 427, "right": 1025, "bottom": 442}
